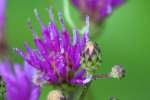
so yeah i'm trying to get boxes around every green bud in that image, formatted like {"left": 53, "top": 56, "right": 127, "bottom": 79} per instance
{"left": 0, "top": 76, "right": 6, "bottom": 100}
{"left": 81, "top": 41, "right": 102, "bottom": 74}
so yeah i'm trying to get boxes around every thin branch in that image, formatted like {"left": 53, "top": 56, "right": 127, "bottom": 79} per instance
{"left": 63, "top": 0, "right": 89, "bottom": 34}
{"left": 63, "top": 0, "right": 76, "bottom": 28}
{"left": 92, "top": 73, "right": 111, "bottom": 80}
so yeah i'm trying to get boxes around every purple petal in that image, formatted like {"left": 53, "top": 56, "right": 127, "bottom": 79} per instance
{"left": 49, "top": 22, "right": 60, "bottom": 51}
{"left": 55, "top": 54, "right": 67, "bottom": 79}
{"left": 73, "top": 29, "right": 79, "bottom": 45}
{"left": 111, "top": 0, "right": 124, "bottom": 7}
{"left": 0, "top": 61, "right": 41, "bottom": 100}
{"left": 30, "top": 86, "right": 41, "bottom": 100}
{"left": 71, "top": 0, "right": 79, "bottom": 7}
{"left": 73, "top": 69, "right": 86, "bottom": 79}
{"left": 62, "top": 30, "right": 71, "bottom": 51}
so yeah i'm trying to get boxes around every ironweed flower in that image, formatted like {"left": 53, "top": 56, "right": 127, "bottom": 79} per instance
{"left": 0, "top": 60, "right": 40, "bottom": 100}
{"left": 71, "top": 0, "right": 124, "bottom": 23}
{"left": 15, "top": 9, "right": 101, "bottom": 86}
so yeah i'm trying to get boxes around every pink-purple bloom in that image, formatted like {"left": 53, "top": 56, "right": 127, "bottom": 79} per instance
{"left": 71, "top": 0, "right": 124, "bottom": 23}
{"left": 0, "top": 61, "right": 40, "bottom": 100}
{"left": 16, "top": 9, "right": 91, "bottom": 86}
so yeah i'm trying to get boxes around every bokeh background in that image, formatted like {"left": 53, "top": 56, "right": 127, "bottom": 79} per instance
{"left": 5, "top": 0, "right": 150, "bottom": 100}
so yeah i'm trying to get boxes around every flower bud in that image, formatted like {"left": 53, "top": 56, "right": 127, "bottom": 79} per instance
{"left": 47, "top": 90, "right": 65, "bottom": 100}
{"left": 110, "top": 65, "right": 125, "bottom": 79}
{"left": 81, "top": 41, "right": 102, "bottom": 74}
{"left": 0, "top": 76, "right": 6, "bottom": 99}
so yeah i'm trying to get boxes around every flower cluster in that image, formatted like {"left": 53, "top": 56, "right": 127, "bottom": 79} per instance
{"left": 0, "top": 60, "right": 40, "bottom": 100}
{"left": 16, "top": 9, "right": 100, "bottom": 86}
{"left": 71, "top": 0, "right": 124, "bottom": 23}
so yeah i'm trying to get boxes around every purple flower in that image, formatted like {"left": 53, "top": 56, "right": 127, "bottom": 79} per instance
{"left": 0, "top": 60, "right": 40, "bottom": 100}
{"left": 16, "top": 9, "right": 92, "bottom": 86}
{"left": 71, "top": 0, "right": 124, "bottom": 23}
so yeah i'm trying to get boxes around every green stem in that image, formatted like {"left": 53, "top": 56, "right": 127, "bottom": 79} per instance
{"left": 92, "top": 73, "right": 111, "bottom": 80}
{"left": 79, "top": 82, "right": 92, "bottom": 100}
{"left": 63, "top": 0, "right": 88, "bottom": 34}
{"left": 63, "top": 0, "right": 76, "bottom": 29}
{"left": 78, "top": 73, "right": 111, "bottom": 100}
{"left": 87, "top": 89, "right": 94, "bottom": 100}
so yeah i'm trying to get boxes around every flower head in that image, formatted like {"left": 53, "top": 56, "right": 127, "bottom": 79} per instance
{"left": 15, "top": 8, "right": 97, "bottom": 86}
{"left": 71, "top": 0, "right": 124, "bottom": 23}
{"left": 110, "top": 65, "right": 125, "bottom": 79}
{"left": 81, "top": 41, "right": 102, "bottom": 74}
{"left": 0, "top": 60, "right": 40, "bottom": 100}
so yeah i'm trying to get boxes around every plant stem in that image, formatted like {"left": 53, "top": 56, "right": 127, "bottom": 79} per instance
{"left": 63, "top": 0, "right": 88, "bottom": 34}
{"left": 63, "top": 0, "right": 76, "bottom": 29}
{"left": 79, "top": 82, "right": 92, "bottom": 100}
{"left": 78, "top": 73, "right": 111, "bottom": 100}
{"left": 92, "top": 73, "right": 111, "bottom": 80}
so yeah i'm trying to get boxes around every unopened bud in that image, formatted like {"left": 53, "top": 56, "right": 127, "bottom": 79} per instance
{"left": 110, "top": 65, "right": 125, "bottom": 79}
{"left": 0, "top": 76, "right": 6, "bottom": 99}
{"left": 47, "top": 89, "right": 65, "bottom": 100}
{"left": 81, "top": 41, "right": 102, "bottom": 74}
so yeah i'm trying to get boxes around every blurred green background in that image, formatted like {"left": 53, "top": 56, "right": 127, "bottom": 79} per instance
{"left": 5, "top": 0, "right": 150, "bottom": 100}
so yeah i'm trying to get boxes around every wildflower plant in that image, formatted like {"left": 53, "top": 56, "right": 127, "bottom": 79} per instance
{"left": 13, "top": 8, "right": 125, "bottom": 100}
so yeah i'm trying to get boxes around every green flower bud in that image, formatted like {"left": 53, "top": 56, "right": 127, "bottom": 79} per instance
{"left": 81, "top": 41, "right": 102, "bottom": 74}
{"left": 0, "top": 76, "right": 6, "bottom": 100}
